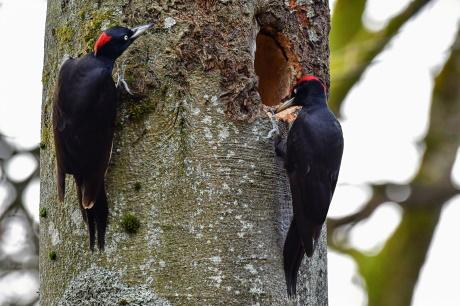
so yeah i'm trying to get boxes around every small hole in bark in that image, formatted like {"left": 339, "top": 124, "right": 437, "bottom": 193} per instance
{"left": 254, "top": 32, "right": 292, "bottom": 106}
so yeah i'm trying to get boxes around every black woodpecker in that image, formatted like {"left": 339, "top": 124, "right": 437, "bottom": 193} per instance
{"left": 52, "top": 24, "right": 153, "bottom": 250}
{"left": 275, "top": 76, "right": 344, "bottom": 296}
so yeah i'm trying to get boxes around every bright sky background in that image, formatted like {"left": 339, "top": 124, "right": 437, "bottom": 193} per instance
{"left": 0, "top": 0, "right": 459, "bottom": 304}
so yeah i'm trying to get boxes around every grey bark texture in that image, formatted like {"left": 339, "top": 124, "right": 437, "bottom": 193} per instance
{"left": 40, "top": 0, "right": 330, "bottom": 305}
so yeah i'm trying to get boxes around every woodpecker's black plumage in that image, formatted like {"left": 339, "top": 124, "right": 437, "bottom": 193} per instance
{"left": 53, "top": 24, "right": 152, "bottom": 250}
{"left": 275, "top": 76, "right": 344, "bottom": 296}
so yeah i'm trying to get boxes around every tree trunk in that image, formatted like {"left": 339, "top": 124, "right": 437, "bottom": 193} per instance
{"left": 40, "top": 0, "right": 330, "bottom": 305}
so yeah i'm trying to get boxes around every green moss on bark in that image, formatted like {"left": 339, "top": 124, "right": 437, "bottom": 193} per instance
{"left": 55, "top": 25, "right": 74, "bottom": 45}
{"left": 40, "top": 207, "right": 48, "bottom": 218}
{"left": 49, "top": 251, "right": 57, "bottom": 261}
{"left": 121, "top": 213, "right": 141, "bottom": 234}
{"left": 81, "top": 10, "right": 118, "bottom": 53}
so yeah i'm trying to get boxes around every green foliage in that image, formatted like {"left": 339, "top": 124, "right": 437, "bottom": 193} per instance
{"left": 121, "top": 213, "right": 140, "bottom": 234}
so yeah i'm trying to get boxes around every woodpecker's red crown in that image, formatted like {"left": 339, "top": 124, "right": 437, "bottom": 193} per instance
{"left": 94, "top": 32, "right": 112, "bottom": 56}
{"left": 276, "top": 75, "right": 327, "bottom": 113}
{"left": 293, "top": 75, "right": 326, "bottom": 94}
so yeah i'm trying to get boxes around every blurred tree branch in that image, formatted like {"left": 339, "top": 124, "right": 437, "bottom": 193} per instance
{"left": 328, "top": 181, "right": 457, "bottom": 231}
{"left": 329, "top": 0, "right": 433, "bottom": 113}
{"left": 328, "top": 184, "right": 388, "bottom": 229}
{"left": 0, "top": 133, "right": 39, "bottom": 305}
{"left": 328, "top": 26, "right": 460, "bottom": 306}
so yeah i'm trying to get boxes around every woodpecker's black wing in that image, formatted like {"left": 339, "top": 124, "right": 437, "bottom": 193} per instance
{"left": 283, "top": 106, "right": 343, "bottom": 296}
{"left": 53, "top": 55, "right": 117, "bottom": 249}
{"left": 53, "top": 55, "right": 116, "bottom": 186}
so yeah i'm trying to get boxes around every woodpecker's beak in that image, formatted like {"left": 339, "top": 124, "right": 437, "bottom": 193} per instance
{"left": 276, "top": 97, "right": 296, "bottom": 113}
{"left": 130, "top": 23, "right": 154, "bottom": 40}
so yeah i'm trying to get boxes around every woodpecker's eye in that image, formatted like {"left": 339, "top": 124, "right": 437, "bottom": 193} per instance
{"left": 124, "top": 35, "right": 129, "bottom": 41}
{"left": 293, "top": 88, "right": 297, "bottom": 95}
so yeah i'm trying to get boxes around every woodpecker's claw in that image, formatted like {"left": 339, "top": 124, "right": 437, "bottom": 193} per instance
{"left": 264, "top": 109, "right": 279, "bottom": 139}
{"left": 119, "top": 78, "right": 134, "bottom": 96}
{"left": 115, "top": 60, "right": 134, "bottom": 95}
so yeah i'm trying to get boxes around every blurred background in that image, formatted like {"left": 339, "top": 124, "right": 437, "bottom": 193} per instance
{"left": 0, "top": 0, "right": 459, "bottom": 305}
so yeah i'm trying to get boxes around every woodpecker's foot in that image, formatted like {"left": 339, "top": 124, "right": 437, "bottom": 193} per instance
{"left": 274, "top": 129, "right": 287, "bottom": 159}
{"left": 274, "top": 132, "right": 282, "bottom": 147}
{"left": 115, "top": 60, "right": 134, "bottom": 95}
{"left": 275, "top": 136, "right": 287, "bottom": 159}
{"left": 264, "top": 109, "right": 279, "bottom": 139}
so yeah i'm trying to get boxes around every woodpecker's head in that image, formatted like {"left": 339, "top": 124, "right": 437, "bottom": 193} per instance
{"left": 275, "top": 75, "right": 326, "bottom": 113}
{"left": 93, "top": 24, "right": 153, "bottom": 60}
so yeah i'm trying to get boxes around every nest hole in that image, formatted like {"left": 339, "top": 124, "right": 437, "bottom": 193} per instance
{"left": 255, "top": 31, "right": 292, "bottom": 107}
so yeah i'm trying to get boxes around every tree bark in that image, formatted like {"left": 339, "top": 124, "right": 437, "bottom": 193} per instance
{"left": 40, "top": 0, "right": 331, "bottom": 305}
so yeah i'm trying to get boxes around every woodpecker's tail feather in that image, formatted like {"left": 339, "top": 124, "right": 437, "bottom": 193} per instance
{"left": 81, "top": 181, "right": 99, "bottom": 209}
{"left": 75, "top": 179, "right": 108, "bottom": 251}
{"left": 283, "top": 219, "right": 306, "bottom": 297}
{"left": 95, "top": 184, "right": 109, "bottom": 250}
{"left": 86, "top": 209, "right": 97, "bottom": 251}
{"left": 311, "top": 225, "right": 322, "bottom": 255}
{"left": 75, "top": 179, "right": 96, "bottom": 249}
{"left": 85, "top": 185, "right": 108, "bottom": 251}
{"left": 296, "top": 219, "right": 316, "bottom": 258}
{"left": 75, "top": 181, "right": 88, "bottom": 224}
